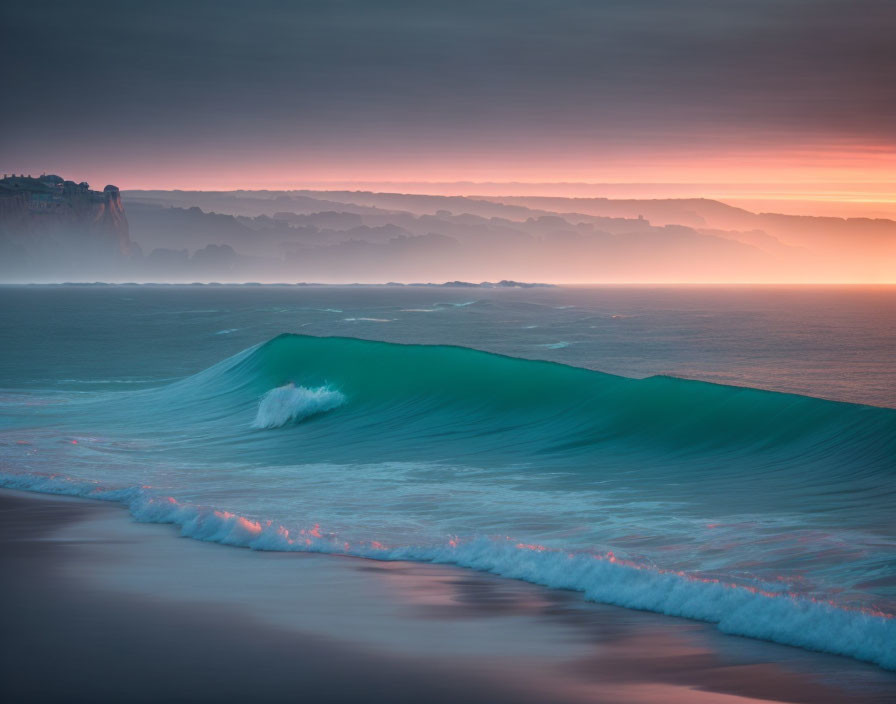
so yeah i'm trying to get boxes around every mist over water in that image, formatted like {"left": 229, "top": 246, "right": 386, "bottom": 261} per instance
{"left": 5, "top": 185, "right": 896, "bottom": 284}
{"left": 1, "top": 285, "right": 894, "bottom": 669}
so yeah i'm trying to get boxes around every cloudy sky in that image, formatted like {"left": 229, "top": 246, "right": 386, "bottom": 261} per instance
{"left": 2, "top": 0, "right": 895, "bottom": 191}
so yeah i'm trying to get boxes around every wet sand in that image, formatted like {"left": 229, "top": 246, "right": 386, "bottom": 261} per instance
{"left": 1, "top": 489, "right": 894, "bottom": 703}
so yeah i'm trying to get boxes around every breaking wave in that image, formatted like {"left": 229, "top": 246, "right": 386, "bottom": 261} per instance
{"left": 252, "top": 384, "right": 345, "bottom": 429}
{"left": 1, "top": 334, "right": 894, "bottom": 670}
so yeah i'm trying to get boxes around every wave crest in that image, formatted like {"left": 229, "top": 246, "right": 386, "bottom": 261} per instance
{"left": 251, "top": 383, "right": 345, "bottom": 429}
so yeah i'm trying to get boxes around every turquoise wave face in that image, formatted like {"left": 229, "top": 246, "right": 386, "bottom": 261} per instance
{"left": 2, "top": 335, "right": 895, "bottom": 668}
{"left": 134, "top": 333, "right": 896, "bottom": 457}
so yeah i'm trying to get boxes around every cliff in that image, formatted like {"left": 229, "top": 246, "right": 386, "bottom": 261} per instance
{"left": 0, "top": 174, "right": 135, "bottom": 275}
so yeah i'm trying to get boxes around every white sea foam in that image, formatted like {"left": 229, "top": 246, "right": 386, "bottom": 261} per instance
{"left": 0, "top": 470, "right": 893, "bottom": 671}
{"left": 539, "top": 341, "right": 571, "bottom": 349}
{"left": 434, "top": 301, "right": 476, "bottom": 307}
{"left": 251, "top": 384, "right": 345, "bottom": 429}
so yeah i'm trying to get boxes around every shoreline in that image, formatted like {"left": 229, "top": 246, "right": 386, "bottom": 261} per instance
{"left": 2, "top": 488, "right": 895, "bottom": 703}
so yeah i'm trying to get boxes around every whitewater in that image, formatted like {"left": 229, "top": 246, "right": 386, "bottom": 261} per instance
{"left": 1, "top": 286, "right": 894, "bottom": 671}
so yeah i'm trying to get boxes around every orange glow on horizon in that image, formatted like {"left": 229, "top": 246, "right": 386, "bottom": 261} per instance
{"left": 17, "top": 137, "right": 896, "bottom": 200}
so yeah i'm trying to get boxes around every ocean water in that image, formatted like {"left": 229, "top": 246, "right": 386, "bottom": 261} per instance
{"left": 1, "top": 285, "right": 894, "bottom": 670}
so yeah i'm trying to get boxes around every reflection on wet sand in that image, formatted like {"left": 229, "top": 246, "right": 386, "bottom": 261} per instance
{"left": 361, "top": 561, "right": 893, "bottom": 703}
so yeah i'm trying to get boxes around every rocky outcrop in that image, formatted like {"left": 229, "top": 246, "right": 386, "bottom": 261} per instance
{"left": 97, "top": 184, "right": 133, "bottom": 256}
{"left": 0, "top": 175, "right": 135, "bottom": 274}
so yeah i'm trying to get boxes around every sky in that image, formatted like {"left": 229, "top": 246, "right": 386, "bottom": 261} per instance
{"left": 2, "top": 0, "right": 895, "bottom": 199}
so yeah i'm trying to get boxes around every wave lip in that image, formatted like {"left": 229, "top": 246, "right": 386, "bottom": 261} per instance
{"left": 251, "top": 383, "right": 345, "bottom": 429}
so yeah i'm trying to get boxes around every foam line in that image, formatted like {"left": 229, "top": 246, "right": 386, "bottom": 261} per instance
{"left": 2, "top": 471, "right": 893, "bottom": 671}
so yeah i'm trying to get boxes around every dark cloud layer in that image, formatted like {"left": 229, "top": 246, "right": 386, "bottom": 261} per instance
{"left": 3, "top": 1, "right": 894, "bottom": 170}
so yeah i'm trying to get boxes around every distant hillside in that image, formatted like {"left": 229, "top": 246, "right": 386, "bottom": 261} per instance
{"left": 1, "top": 182, "right": 890, "bottom": 282}
{"left": 121, "top": 190, "right": 783, "bottom": 283}
{"left": 475, "top": 194, "right": 896, "bottom": 280}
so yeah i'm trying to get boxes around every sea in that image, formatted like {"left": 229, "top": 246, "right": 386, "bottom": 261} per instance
{"left": 1, "top": 284, "right": 894, "bottom": 670}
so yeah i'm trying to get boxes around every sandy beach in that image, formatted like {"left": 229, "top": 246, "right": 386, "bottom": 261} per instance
{"left": 2, "top": 488, "right": 894, "bottom": 704}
